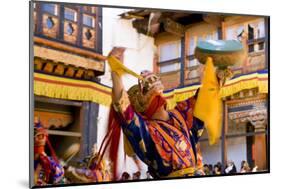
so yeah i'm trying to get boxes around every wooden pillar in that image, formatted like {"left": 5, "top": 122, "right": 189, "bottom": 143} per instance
{"left": 36, "top": 2, "right": 43, "bottom": 34}
{"left": 253, "top": 134, "right": 267, "bottom": 170}
{"left": 58, "top": 4, "right": 65, "bottom": 40}
{"left": 88, "top": 102, "right": 99, "bottom": 154}
{"left": 80, "top": 102, "right": 90, "bottom": 158}
{"left": 80, "top": 101, "right": 99, "bottom": 157}
{"left": 96, "top": 7, "right": 103, "bottom": 54}
{"left": 253, "top": 124, "right": 267, "bottom": 170}
{"left": 218, "top": 22, "right": 223, "bottom": 40}
{"left": 264, "top": 17, "right": 269, "bottom": 69}
{"left": 180, "top": 35, "right": 186, "bottom": 87}
{"left": 221, "top": 101, "right": 228, "bottom": 172}
{"left": 77, "top": 6, "right": 83, "bottom": 47}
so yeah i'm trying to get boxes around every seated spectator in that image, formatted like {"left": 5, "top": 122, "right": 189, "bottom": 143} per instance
{"left": 252, "top": 165, "right": 258, "bottom": 172}
{"left": 208, "top": 164, "right": 213, "bottom": 175}
{"left": 120, "top": 172, "right": 130, "bottom": 181}
{"left": 213, "top": 164, "right": 221, "bottom": 175}
{"left": 203, "top": 164, "right": 211, "bottom": 175}
{"left": 240, "top": 160, "right": 251, "bottom": 173}
{"left": 132, "top": 171, "right": 141, "bottom": 180}
{"left": 224, "top": 160, "right": 237, "bottom": 174}
{"left": 216, "top": 162, "right": 222, "bottom": 171}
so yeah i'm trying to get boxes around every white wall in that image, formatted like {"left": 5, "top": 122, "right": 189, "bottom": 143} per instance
{"left": 200, "top": 141, "right": 222, "bottom": 166}
{"left": 226, "top": 137, "right": 247, "bottom": 171}
{"left": 97, "top": 7, "right": 155, "bottom": 179}
{"left": 200, "top": 137, "right": 247, "bottom": 171}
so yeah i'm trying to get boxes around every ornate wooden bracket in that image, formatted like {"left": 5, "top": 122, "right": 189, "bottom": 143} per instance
{"left": 203, "top": 15, "right": 224, "bottom": 28}
{"left": 132, "top": 15, "right": 185, "bottom": 37}
{"left": 162, "top": 17, "right": 185, "bottom": 37}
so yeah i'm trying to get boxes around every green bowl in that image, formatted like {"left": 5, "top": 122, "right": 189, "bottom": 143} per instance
{"left": 194, "top": 40, "right": 245, "bottom": 69}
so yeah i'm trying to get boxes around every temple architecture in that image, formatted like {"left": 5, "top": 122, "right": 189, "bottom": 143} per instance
{"left": 33, "top": 2, "right": 105, "bottom": 161}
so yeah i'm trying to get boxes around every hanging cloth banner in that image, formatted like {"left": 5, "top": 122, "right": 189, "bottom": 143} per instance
{"left": 218, "top": 70, "right": 268, "bottom": 98}
{"left": 34, "top": 72, "right": 112, "bottom": 106}
{"left": 34, "top": 70, "right": 268, "bottom": 109}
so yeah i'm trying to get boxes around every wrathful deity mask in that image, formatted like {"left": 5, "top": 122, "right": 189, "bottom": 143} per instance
{"left": 34, "top": 122, "right": 48, "bottom": 147}
{"left": 128, "top": 70, "right": 167, "bottom": 118}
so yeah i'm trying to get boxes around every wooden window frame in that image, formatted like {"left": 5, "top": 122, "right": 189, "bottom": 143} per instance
{"left": 82, "top": 14, "right": 96, "bottom": 29}
{"left": 42, "top": 3, "right": 58, "bottom": 16}
{"left": 157, "top": 40, "right": 182, "bottom": 74}
{"left": 34, "top": 3, "right": 102, "bottom": 53}
{"left": 158, "top": 40, "right": 181, "bottom": 62}
{"left": 158, "top": 58, "right": 181, "bottom": 74}
{"left": 64, "top": 7, "right": 78, "bottom": 22}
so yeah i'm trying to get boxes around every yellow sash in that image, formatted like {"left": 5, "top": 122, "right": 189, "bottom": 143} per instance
{"left": 167, "top": 167, "right": 196, "bottom": 177}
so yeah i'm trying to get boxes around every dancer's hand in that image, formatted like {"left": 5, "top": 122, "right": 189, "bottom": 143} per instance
{"left": 108, "top": 47, "right": 126, "bottom": 62}
{"left": 109, "top": 47, "right": 127, "bottom": 103}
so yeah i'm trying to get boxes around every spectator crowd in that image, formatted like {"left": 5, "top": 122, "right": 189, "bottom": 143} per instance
{"left": 203, "top": 160, "right": 259, "bottom": 175}
{"left": 120, "top": 160, "right": 259, "bottom": 181}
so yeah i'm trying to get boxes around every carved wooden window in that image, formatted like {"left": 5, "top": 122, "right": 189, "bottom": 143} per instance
{"left": 42, "top": 3, "right": 58, "bottom": 16}
{"left": 159, "top": 41, "right": 181, "bottom": 62}
{"left": 46, "top": 16, "right": 55, "bottom": 29}
{"left": 41, "top": 3, "right": 59, "bottom": 38}
{"left": 248, "top": 24, "right": 254, "bottom": 40}
{"left": 64, "top": 8, "right": 77, "bottom": 22}
{"left": 158, "top": 41, "right": 181, "bottom": 73}
{"left": 82, "top": 12, "right": 96, "bottom": 49}
{"left": 159, "top": 62, "right": 180, "bottom": 73}
{"left": 34, "top": 3, "right": 101, "bottom": 51}
{"left": 63, "top": 7, "right": 78, "bottom": 44}
{"left": 66, "top": 23, "right": 74, "bottom": 35}
{"left": 247, "top": 21, "right": 265, "bottom": 53}
{"left": 83, "top": 14, "right": 95, "bottom": 28}
{"left": 85, "top": 29, "right": 92, "bottom": 40}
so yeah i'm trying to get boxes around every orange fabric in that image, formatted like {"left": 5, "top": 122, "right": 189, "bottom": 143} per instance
{"left": 149, "top": 111, "right": 196, "bottom": 168}
{"left": 34, "top": 146, "right": 45, "bottom": 154}
{"left": 172, "top": 109, "right": 203, "bottom": 169}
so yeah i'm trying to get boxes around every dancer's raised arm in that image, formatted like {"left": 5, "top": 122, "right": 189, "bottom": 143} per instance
{"left": 108, "top": 47, "right": 127, "bottom": 104}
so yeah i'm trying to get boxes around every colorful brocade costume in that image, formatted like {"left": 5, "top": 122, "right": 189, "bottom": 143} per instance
{"left": 113, "top": 90, "right": 205, "bottom": 178}
{"left": 34, "top": 122, "right": 65, "bottom": 186}
{"left": 34, "top": 152, "right": 65, "bottom": 185}
{"left": 65, "top": 154, "right": 111, "bottom": 183}
{"left": 65, "top": 166, "right": 110, "bottom": 183}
